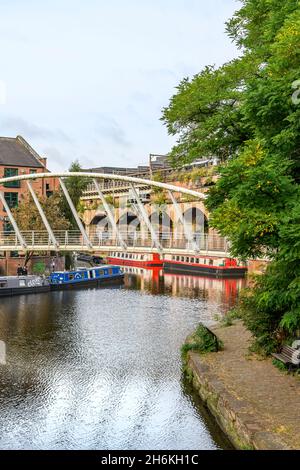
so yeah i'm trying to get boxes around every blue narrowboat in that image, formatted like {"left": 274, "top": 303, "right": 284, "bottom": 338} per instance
{"left": 49, "top": 265, "right": 124, "bottom": 290}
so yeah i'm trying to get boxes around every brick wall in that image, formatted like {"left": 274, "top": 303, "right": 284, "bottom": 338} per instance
{"left": 0, "top": 255, "right": 65, "bottom": 276}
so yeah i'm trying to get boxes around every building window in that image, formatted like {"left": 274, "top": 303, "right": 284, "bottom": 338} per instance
{"left": 4, "top": 192, "right": 18, "bottom": 210}
{"left": 3, "top": 219, "right": 13, "bottom": 232}
{"left": 30, "top": 169, "right": 37, "bottom": 174}
{"left": 46, "top": 183, "right": 53, "bottom": 198}
{"left": 3, "top": 168, "right": 20, "bottom": 188}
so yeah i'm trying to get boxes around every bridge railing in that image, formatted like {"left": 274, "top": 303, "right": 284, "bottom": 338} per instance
{"left": 0, "top": 231, "right": 87, "bottom": 249}
{"left": 0, "top": 230, "right": 228, "bottom": 253}
{"left": 83, "top": 178, "right": 149, "bottom": 196}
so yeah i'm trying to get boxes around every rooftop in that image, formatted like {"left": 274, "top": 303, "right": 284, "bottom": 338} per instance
{"left": 0, "top": 136, "right": 45, "bottom": 168}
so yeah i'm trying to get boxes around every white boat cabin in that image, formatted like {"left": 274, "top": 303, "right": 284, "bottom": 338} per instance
{"left": 163, "top": 254, "right": 241, "bottom": 267}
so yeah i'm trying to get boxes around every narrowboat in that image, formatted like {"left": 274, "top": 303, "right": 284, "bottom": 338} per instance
{"left": 107, "top": 252, "right": 163, "bottom": 268}
{"left": 49, "top": 265, "right": 124, "bottom": 290}
{"left": 163, "top": 255, "right": 247, "bottom": 278}
{"left": 0, "top": 275, "right": 50, "bottom": 297}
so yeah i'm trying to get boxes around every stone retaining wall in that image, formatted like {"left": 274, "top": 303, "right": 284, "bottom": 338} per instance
{"left": 187, "top": 352, "right": 290, "bottom": 450}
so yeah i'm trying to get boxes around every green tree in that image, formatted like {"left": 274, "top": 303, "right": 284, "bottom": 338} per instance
{"left": 161, "top": 59, "right": 255, "bottom": 166}
{"left": 162, "top": 0, "right": 300, "bottom": 351}
{"left": 13, "top": 193, "right": 71, "bottom": 265}
{"left": 60, "top": 160, "right": 89, "bottom": 228}
{"left": 13, "top": 193, "right": 71, "bottom": 231}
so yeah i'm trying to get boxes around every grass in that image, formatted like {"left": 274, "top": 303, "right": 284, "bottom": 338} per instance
{"left": 272, "top": 358, "right": 288, "bottom": 372}
{"left": 215, "top": 308, "right": 242, "bottom": 328}
{"left": 181, "top": 323, "right": 223, "bottom": 364}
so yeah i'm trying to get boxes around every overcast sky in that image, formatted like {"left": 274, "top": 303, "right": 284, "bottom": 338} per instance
{"left": 0, "top": 0, "right": 239, "bottom": 171}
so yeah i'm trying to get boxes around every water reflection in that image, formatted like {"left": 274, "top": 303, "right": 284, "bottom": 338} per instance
{"left": 0, "top": 270, "right": 244, "bottom": 450}
{"left": 124, "top": 267, "right": 245, "bottom": 313}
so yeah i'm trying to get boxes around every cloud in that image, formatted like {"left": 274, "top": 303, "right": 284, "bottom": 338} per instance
{"left": 95, "top": 114, "right": 131, "bottom": 147}
{"left": 42, "top": 146, "right": 66, "bottom": 166}
{"left": 0, "top": 0, "right": 238, "bottom": 170}
{"left": 0, "top": 116, "right": 72, "bottom": 143}
{"left": 130, "top": 91, "right": 152, "bottom": 104}
{"left": 0, "top": 28, "right": 30, "bottom": 43}
{"left": 43, "top": 145, "right": 108, "bottom": 172}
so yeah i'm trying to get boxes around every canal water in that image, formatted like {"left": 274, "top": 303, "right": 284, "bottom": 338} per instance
{"left": 0, "top": 269, "right": 245, "bottom": 450}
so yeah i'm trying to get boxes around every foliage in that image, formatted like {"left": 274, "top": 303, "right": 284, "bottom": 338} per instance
{"left": 272, "top": 359, "right": 288, "bottom": 372}
{"left": 219, "top": 308, "right": 242, "bottom": 327}
{"left": 152, "top": 171, "right": 164, "bottom": 182}
{"left": 60, "top": 160, "right": 89, "bottom": 228}
{"left": 32, "top": 261, "right": 46, "bottom": 275}
{"left": 77, "top": 200, "right": 87, "bottom": 216}
{"left": 13, "top": 193, "right": 71, "bottom": 232}
{"left": 161, "top": 59, "right": 256, "bottom": 166}
{"left": 180, "top": 195, "right": 199, "bottom": 204}
{"left": 90, "top": 201, "right": 100, "bottom": 210}
{"left": 163, "top": 0, "right": 300, "bottom": 351}
{"left": 152, "top": 171, "right": 165, "bottom": 194}
{"left": 103, "top": 195, "right": 119, "bottom": 208}
{"left": 181, "top": 323, "right": 223, "bottom": 363}
{"left": 151, "top": 192, "right": 168, "bottom": 206}
{"left": 167, "top": 166, "right": 216, "bottom": 185}
{"left": 12, "top": 193, "right": 71, "bottom": 266}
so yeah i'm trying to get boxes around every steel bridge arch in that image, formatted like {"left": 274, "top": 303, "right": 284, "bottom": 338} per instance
{"left": 0, "top": 172, "right": 206, "bottom": 199}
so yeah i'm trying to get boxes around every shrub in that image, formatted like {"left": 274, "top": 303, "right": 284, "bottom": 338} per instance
{"left": 151, "top": 192, "right": 168, "bottom": 206}
{"left": 220, "top": 307, "right": 242, "bottom": 327}
{"left": 272, "top": 359, "right": 288, "bottom": 372}
{"left": 32, "top": 261, "right": 46, "bottom": 275}
{"left": 181, "top": 323, "right": 223, "bottom": 363}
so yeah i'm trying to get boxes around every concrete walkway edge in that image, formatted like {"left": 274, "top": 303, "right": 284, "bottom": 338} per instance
{"left": 186, "top": 323, "right": 300, "bottom": 450}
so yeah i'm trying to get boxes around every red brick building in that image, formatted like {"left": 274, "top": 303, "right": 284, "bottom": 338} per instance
{"left": 0, "top": 135, "right": 59, "bottom": 232}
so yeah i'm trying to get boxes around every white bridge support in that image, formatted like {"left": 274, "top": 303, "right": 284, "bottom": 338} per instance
{"left": 59, "top": 178, "right": 93, "bottom": 250}
{"left": 168, "top": 190, "right": 198, "bottom": 252}
{"left": 93, "top": 178, "right": 127, "bottom": 250}
{"left": 26, "top": 181, "right": 59, "bottom": 250}
{"left": 130, "top": 184, "right": 162, "bottom": 252}
{"left": 0, "top": 191, "right": 27, "bottom": 250}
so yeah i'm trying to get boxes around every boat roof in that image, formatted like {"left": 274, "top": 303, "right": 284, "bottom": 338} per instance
{"left": 0, "top": 275, "right": 41, "bottom": 280}
{"left": 77, "top": 265, "right": 108, "bottom": 270}
{"left": 52, "top": 265, "right": 119, "bottom": 274}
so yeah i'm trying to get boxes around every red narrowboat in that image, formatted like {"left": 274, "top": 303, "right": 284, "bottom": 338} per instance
{"left": 163, "top": 254, "right": 247, "bottom": 278}
{"left": 107, "top": 251, "right": 163, "bottom": 268}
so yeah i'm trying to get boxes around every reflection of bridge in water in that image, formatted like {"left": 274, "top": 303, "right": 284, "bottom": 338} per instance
{"left": 0, "top": 172, "right": 228, "bottom": 256}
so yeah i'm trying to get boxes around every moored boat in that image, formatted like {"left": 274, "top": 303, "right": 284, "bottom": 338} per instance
{"left": 163, "top": 255, "right": 247, "bottom": 278}
{"left": 107, "top": 251, "right": 163, "bottom": 268}
{"left": 49, "top": 265, "right": 124, "bottom": 289}
{"left": 0, "top": 275, "right": 50, "bottom": 297}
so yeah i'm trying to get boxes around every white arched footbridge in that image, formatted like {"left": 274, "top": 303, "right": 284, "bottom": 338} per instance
{"left": 0, "top": 172, "right": 228, "bottom": 256}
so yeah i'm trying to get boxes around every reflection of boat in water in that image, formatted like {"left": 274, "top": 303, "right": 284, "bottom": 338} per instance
{"left": 163, "top": 271, "right": 246, "bottom": 305}
{"left": 163, "top": 255, "right": 247, "bottom": 278}
{"left": 0, "top": 275, "right": 50, "bottom": 297}
{"left": 49, "top": 266, "right": 124, "bottom": 290}
{"left": 107, "top": 251, "right": 163, "bottom": 268}
{"left": 122, "top": 266, "right": 246, "bottom": 306}
{"left": 120, "top": 266, "right": 158, "bottom": 275}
